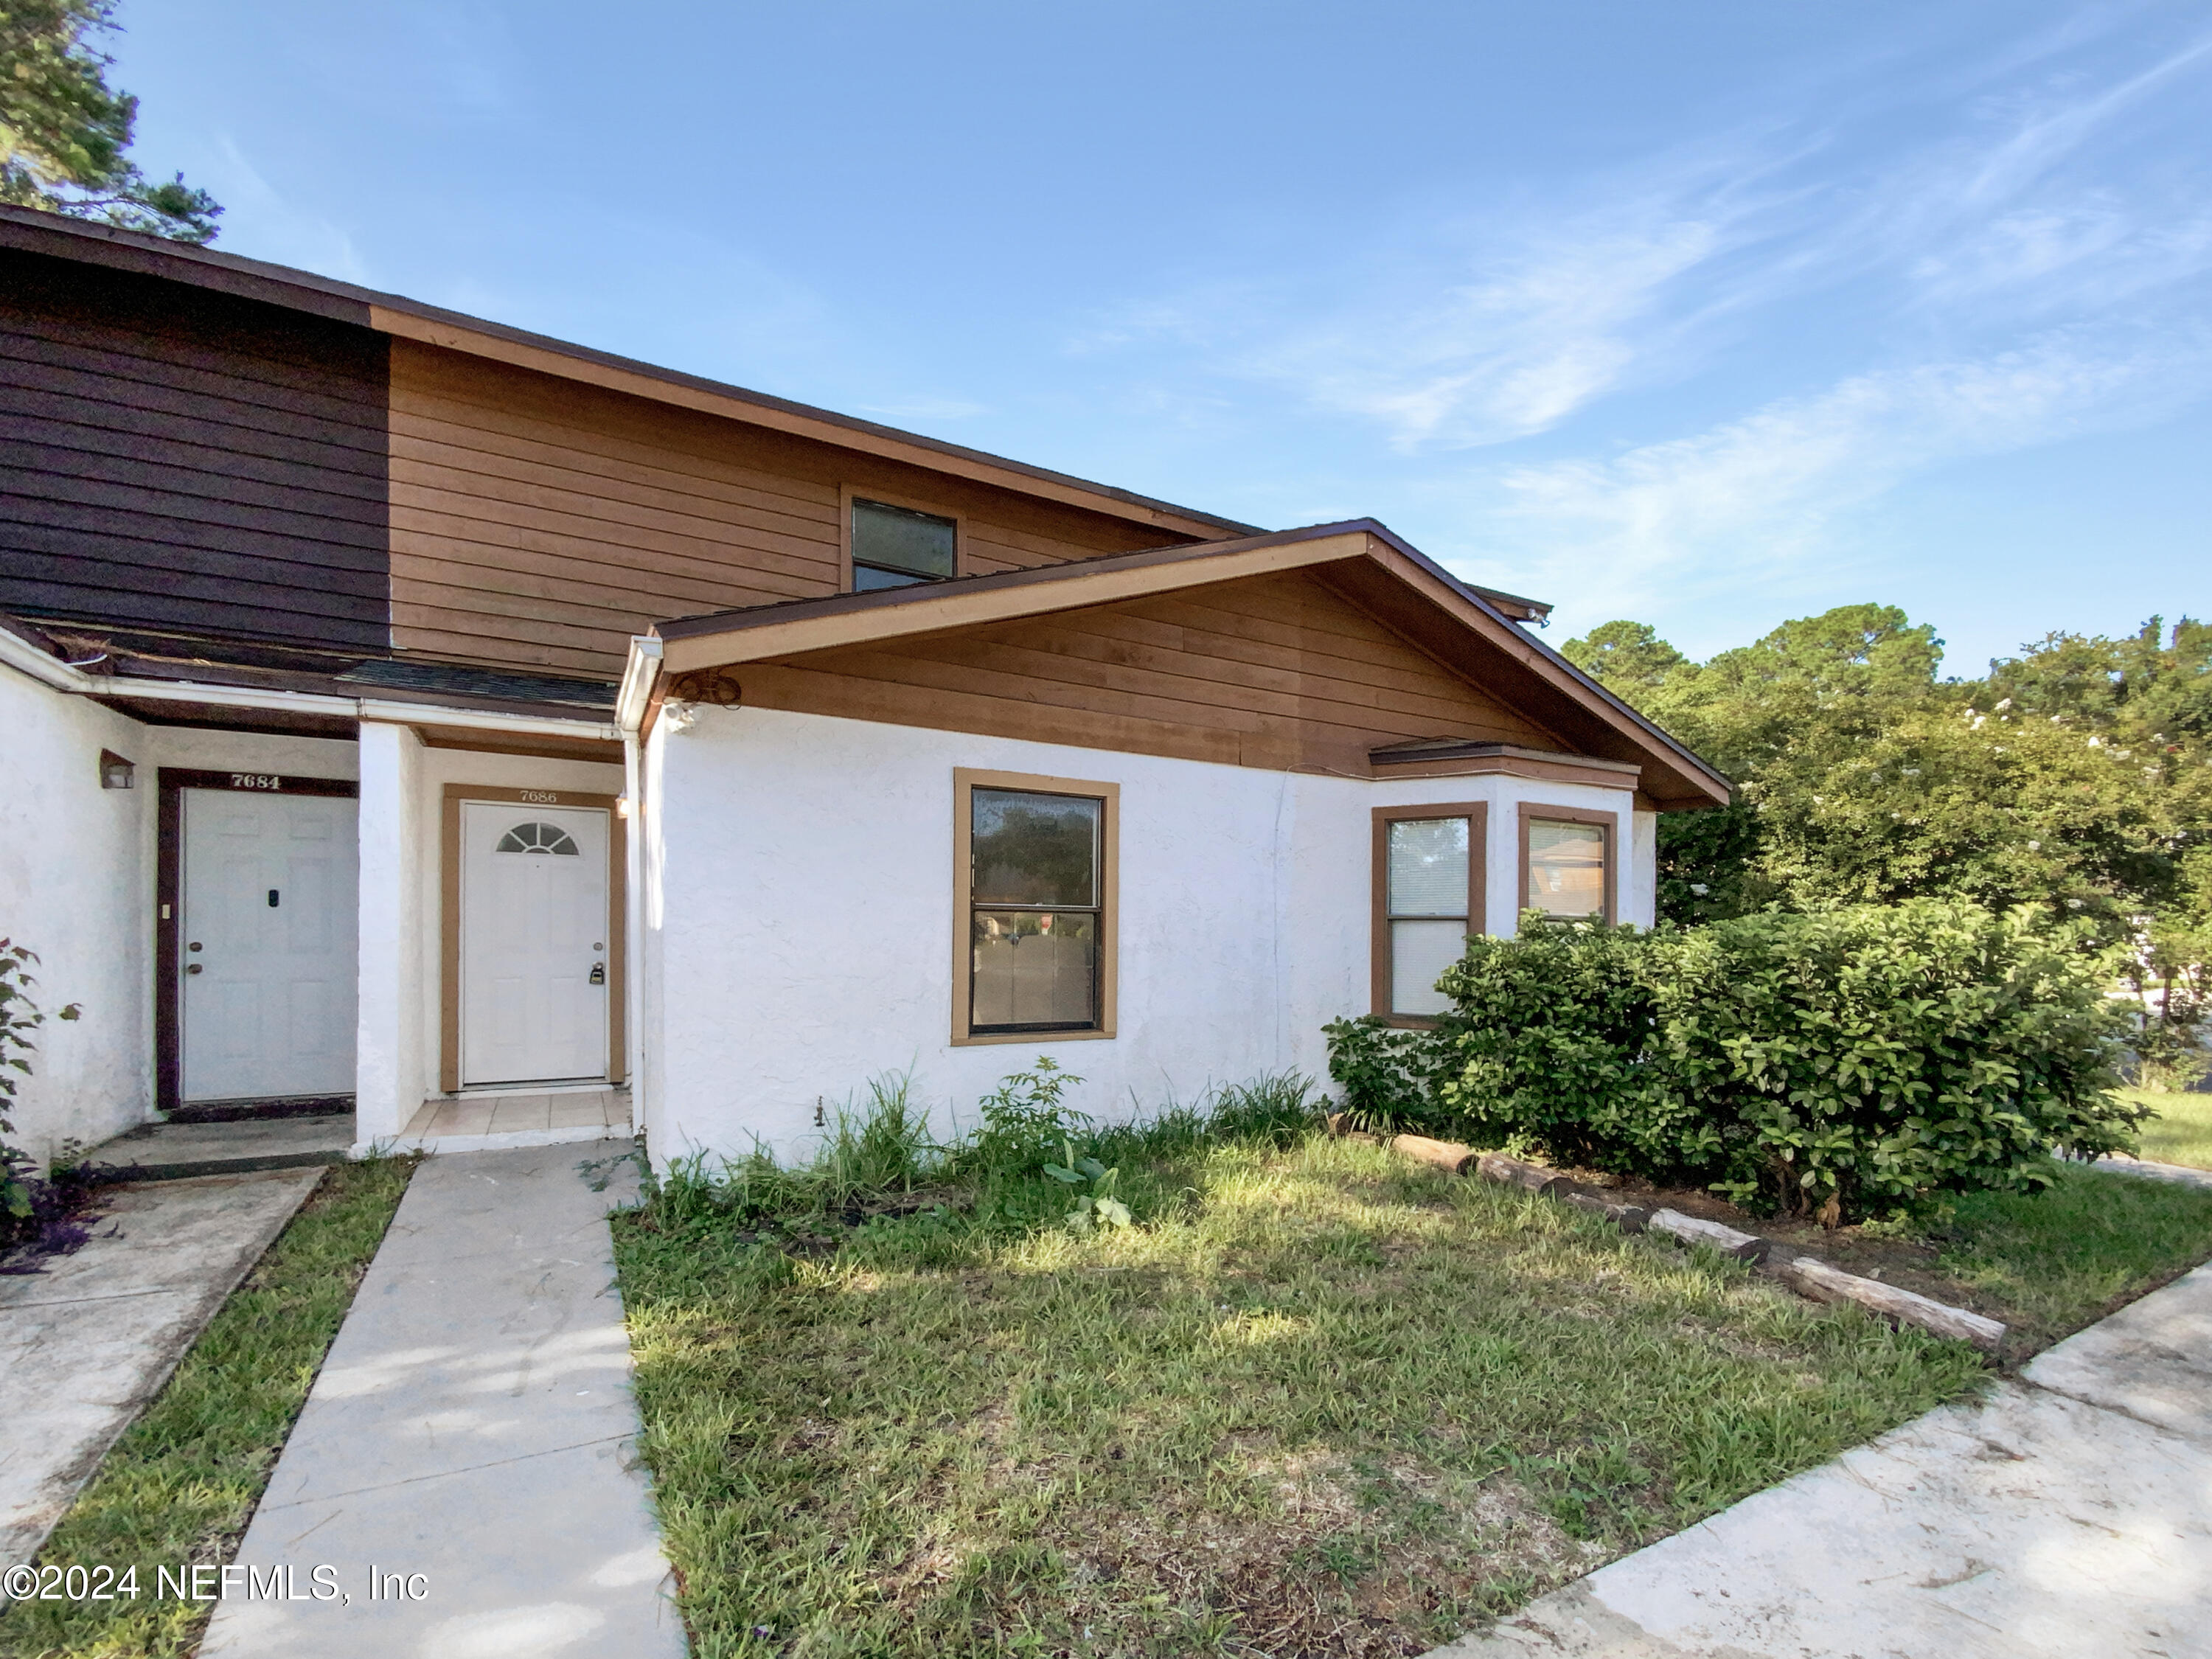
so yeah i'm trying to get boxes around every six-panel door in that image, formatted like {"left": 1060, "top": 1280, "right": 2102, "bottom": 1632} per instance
{"left": 179, "top": 788, "right": 360, "bottom": 1102}
{"left": 459, "top": 801, "right": 611, "bottom": 1086}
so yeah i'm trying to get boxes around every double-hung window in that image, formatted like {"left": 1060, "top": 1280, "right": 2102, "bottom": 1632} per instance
{"left": 1371, "top": 804, "right": 1486, "bottom": 1021}
{"left": 1519, "top": 805, "right": 1615, "bottom": 923}
{"left": 954, "top": 770, "right": 1118, "bottom": 1042}
{"left": 850, "top": 496, "right": 956, "bottom": 591}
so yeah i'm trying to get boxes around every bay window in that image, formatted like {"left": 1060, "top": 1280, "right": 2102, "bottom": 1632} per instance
{"left": 1371, "top": 803, "right": 1486, "bottom": 1022}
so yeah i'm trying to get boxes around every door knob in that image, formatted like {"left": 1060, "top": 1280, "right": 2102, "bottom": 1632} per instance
{"left": 187, "top": 964, "right": 204, "bottom": 975}
{"left": 588, "top": 963, "right": 606, "bottom": 986}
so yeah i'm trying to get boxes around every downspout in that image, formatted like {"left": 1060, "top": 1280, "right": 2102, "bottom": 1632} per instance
{"left": 615, "top": 636, "right": 664, "bottom": 1142}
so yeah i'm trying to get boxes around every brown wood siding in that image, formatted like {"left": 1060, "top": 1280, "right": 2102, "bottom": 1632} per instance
{"left": 388, "top": 341, "right": 1192, "bottom": 677}
{"left": 0, "top": 249, "right": 389, "bottom": 650}
{"left": 737, "top": 568, "right": 1561, "bottom": 774}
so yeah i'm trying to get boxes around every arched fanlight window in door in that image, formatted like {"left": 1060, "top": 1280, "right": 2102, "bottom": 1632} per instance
{"left": 495, "top": 821, "right": 580, "bottom": 856}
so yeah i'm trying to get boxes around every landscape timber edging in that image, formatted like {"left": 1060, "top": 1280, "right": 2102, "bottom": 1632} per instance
{"left": 1322, "top": 1116, "right": 2008, "bottom": 1358}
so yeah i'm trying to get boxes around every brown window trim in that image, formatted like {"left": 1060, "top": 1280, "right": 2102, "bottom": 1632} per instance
{"left": 953, "top": 767, "right": 1119, "bottom": 1046}
{"left": 155, "top": 768, "right": 361, "bottom": 1116}
{"left": 439, "top": 784, "right": 628, "bottom": 1093}
{"left": 841, "top": 484, "right": 967, "bottom": 594}
{"left": 1517, "top": 801, "right": 1618, "bottom": 928}
{"left": 1371, "top": 801, "right": 1487, "bottom": 1028}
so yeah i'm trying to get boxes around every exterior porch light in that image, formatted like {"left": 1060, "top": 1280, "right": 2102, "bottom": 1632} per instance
{"left": 99, "top": 748, "right": 136, "bottom": 789}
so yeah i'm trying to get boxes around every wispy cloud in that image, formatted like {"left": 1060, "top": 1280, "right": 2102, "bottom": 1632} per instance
{"left": 204, "top": 136, "right": 369, "bottom": 284}
{"left": 854, "top": 395, "right": 990, "bottom": 423}
{"left": 1456, "top": 326, "right": 2210, "bottom": 616}
{"left": 1248, "top": 212, "right": 1732, "bottom": 450}
{"left": 1082, "top": 18, "right": 2212, "bottom": 495}
{"left": 1078, "top": 153, "right": 1806, "bottom": 452}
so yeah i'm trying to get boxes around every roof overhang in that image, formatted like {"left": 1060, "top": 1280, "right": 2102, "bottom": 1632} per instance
{"left": 650, "top": 521, "right": 1730, "bottom": 809}
{"left": 0, "top": 613, "right": 622, "bottom": 751}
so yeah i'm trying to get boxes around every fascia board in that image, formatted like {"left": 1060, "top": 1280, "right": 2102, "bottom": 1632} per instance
{"left": 64, "top": 670, "right": 620, "bottom": 741}
{"left": 1350, "top": 544, "right": 1733, "bottom": 807}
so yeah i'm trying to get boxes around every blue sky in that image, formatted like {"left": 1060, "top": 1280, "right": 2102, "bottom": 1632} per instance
{"left": 111, "top": 1, "right": 2212, "bottom": 672}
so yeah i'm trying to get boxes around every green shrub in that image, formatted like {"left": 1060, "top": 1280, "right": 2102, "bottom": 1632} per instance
{"left": 1318, "top": 1015, "right": 1451, "bottom": 1132}
{"left": 1, "top": 937, "right": 82, "bottom": 1241}
{"left": 1326, "top": 901, "right": 2146, "bottom": 1223}
{"left": 964, "top": 1055, "right": 1091, "bottom": 1177}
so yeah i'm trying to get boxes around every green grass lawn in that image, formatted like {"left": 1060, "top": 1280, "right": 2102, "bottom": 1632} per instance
{"left": 2126, "top": 1087, "right": 2212, "bottom": 1170}
{"left": 1927, "top": 1161, "right": 2212, "bottom": 1347}
{"left": 0, "top": 1156, "right": 417, "bottom": 1659}
{"left": 618, "top": 1130, "right": 2006, "bottom": 1658}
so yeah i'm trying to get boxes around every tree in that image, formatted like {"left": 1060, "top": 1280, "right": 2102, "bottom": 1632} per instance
{"left": 1565, "top": 604, "right": 2212, "bottom": 1081}
{"left": 0, "top": 0, "right": 218, "bottom": 242}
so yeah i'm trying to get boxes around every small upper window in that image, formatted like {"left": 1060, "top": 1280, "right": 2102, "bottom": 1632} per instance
{"left": 496, "top": 821, "right": 580, "bottom": 856}
{"left": 852, "top": 498, "right": 956, "bottom": 591}
{"left": 1524, "top": 817, "right": 1607, "bottom": 919}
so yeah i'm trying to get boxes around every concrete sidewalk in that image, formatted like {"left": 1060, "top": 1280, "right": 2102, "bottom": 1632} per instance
{"left": 0, "top": 1169, "right": 322, "bottom": 1573}
{"left": 199, "top": 1144, "right": 683, "bottom": 1658}
{"left": 1433, "top": 1257, "right": 2212, "bottom": 1658}
{"left": 88, "top": 1116, "right": 354, "bottom": 1181}
{"left": 2099, "top": 1152, "right": 2212, "bottom": 1192}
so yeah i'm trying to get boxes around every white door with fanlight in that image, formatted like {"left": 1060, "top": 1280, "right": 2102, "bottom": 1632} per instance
{"left": 179, "top": 787, "right": 359, "bottom": 1102}
{"left": 459, "top": 801, "right": 611, "bottom": 1086}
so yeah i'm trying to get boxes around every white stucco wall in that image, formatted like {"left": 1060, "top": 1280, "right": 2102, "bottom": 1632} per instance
{"left": 0, "top": 669, "right": 155, "bottom": 1162}
{"left": 641, "top": 706, "right": 1647, "bottom": 1165}
{"left": 0, "top": 665, "right": 358, "bottom": 1161}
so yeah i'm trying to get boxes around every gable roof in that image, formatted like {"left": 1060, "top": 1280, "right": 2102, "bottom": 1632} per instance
{"left": 1, "top": 206, "right": 1557, "bottom": 633}
{"left": 653, "top": 521, "right": 1729, "bottom": 809}
{"left": 0, "top": 204, "right": 1250, "bottom": 545}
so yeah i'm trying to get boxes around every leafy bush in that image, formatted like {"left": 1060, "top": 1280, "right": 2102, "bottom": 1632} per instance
{"left": 966, "top": 1055, "right": 1090, "bottom": 1175}
{"left": 1, "top": 937, "right": 91, "bottom": 1259}
{"left": 1326, "top": 902, "right": 2145, "bottom": 1223}
{"left": 1318, "top": 1016, "right": 1450, "bottom": 1133}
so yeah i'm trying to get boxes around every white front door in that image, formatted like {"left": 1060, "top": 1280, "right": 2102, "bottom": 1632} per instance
{"left": 180, "top": 788, "right": 359, "bottom": 1102}
{"left": 460, "top": 801, "right": 611, "bottom": 1086}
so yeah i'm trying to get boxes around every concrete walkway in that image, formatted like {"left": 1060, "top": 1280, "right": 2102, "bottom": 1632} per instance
{"left": 199, "top": 1144, "right": 683, "bottom": 1658}
{"left": 0, "top": 1169, "right": 322, "bottom": 1571}
{"left": 2099, "top": 1152, "right": 2212, "bottom": 1192}
{"left": 1433, "top": 1257, "right": 2212, "bottom": 1658}
{"left": 88, "top": 1116, "right": 355, "bottom": 1181}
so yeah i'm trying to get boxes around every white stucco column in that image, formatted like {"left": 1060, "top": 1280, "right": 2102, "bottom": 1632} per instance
{"left": 353, "top": 720, "right": 422, "bottom": 1147}
{"left": 1628, "top": 808, "right": 1660, "bottom": 928}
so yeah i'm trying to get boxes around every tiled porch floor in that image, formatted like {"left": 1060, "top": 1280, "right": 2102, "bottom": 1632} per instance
{"left": 404, "top": 1089, "right": 630, "bottom": 1139}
